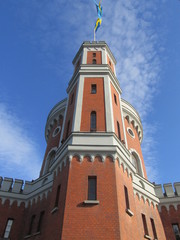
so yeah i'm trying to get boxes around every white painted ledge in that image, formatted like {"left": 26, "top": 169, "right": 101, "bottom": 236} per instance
{"left": 83, "top": 200, "right": 99, "bottom": 205}
{"left": 51, "top": 207, "right": 58, "bottom": 214}
{"left": 144, "top": 235, "right": 152, "bottom": 240}
{"left": 126, "top": 208, "right": 134, "bottom": 216}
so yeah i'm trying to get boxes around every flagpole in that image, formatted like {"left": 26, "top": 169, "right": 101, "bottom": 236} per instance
{"left": 94, "top": 29, "right": 96, "bottom": 41}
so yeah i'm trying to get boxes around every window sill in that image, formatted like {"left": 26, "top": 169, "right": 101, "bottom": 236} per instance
{"left": 24, "top": 232, "right": 41, "bottom": 239}
{"left": 83, "top": 200, "right": 99, "bottom": 205}
{"left": 51, "top": 207, "right": 58, "bottom": 214}
{"left": 126, "top": 208, "right": 134, "bottom": 217}
{"left": 144, "top": 235, "right": 152, "bottom": 240}
{"left": 24, "top": 235, "right": 32, "bottom": 239}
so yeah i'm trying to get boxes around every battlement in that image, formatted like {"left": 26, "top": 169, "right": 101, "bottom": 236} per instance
{"left": 0, "top": 174, "right": 53, "bottom": 207}
{"left": 155, "top": 182, "right": 180, "bottom": 198}
{"left": 155, "top": 183, "right": 180, "bottom": 211}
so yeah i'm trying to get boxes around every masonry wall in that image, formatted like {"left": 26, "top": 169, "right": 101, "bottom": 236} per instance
{"left": 61, "top": 157, "right": 121, "bottom": 240}
{"left": 160, "top": 205, "right": 180, "bottom": 240}
{"left": 80, "top": 77, "right": 106, "bottom": 132}
{"left": 0, "top": 200, "right": 25, "bottom": 240}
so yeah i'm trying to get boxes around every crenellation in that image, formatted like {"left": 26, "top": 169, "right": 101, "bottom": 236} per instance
{"left": 154, "top": 184, "right": 164, "bottom": 198}
{"left": 1, "top": 177, "right": 13, "bottom": 191}
{"left": 12, "top": 179, "right": 24, "bottom": 193}
{"left": 174, "top": 182, "right": 180, "bottom": 195}
{"left": 155, "top": 183, "right": 180, "bottom": 198}
{"left": 163, "top": 183, "right": 175, "bottom": 197}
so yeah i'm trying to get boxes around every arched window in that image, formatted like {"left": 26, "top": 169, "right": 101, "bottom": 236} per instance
{"left": 44, "top": 150, "right": 56, "bottom": 174}
{"left": 92, "top": 59, "right": 96, "bottom": 64}
{"left": 117, "top": 121, "right": 121, "bottom": 140}
{"left": 131, "top": 152, "right": 143, "bottom": 176}
{"left": 90, "top": 111, "right": 96, "bottom": 131}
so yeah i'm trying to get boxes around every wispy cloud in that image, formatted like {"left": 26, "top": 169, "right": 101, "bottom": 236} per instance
{"left": 12, "top": 0, "right": 164, "bottom": 181}
{"left": 0, "top": 103, "right": 41, "bottom": 180}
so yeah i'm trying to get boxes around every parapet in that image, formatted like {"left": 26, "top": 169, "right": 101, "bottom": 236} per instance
{"left": 155, "top": 183, "right": 180, "bottom": 211}
{"left": 0, "top": 173, "right": 53, "bottom": 207}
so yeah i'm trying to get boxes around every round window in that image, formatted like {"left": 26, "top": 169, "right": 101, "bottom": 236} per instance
{"left": 127, "top": 128, "right": 135, "bottom": 138}
{"left": 52, "top": 126, "right": 61, "bottom": 137}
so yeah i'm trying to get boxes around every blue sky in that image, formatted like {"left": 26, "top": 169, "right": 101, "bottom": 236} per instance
{"left": 0, "top": 0, "right": 180, "bottom": 185}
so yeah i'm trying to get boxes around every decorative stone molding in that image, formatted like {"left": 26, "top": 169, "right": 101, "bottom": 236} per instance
{"left": 45, "top": 98, "right": 67, "bottom": 142}
{"left": 121, "top": 99, "right": 143, "bottom": 142}
{"left": 0, "top": 173, "right": 53, "bottom": 208}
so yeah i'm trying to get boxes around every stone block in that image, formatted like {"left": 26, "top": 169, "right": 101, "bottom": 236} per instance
{"left": 12, "top": 179, "right": 24, "bottom": 193}
{"left": 154, "top": 184, "right": 164, "bottom": 198}
{"left": 163, "top": 183, "right": 174, "bottom": 197}
{"left": 174, "top": 182, "right": 180, "bottom": 196}
{"left": 1, "top": 177, "right": 13, "bottom": 191}
{"left": 23, "top": 181, "right": 32, "bottom": 194}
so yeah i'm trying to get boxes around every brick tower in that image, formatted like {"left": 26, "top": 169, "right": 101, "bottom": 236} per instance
{"left": 0, "top": 41, "right": 174, "bottom": 239}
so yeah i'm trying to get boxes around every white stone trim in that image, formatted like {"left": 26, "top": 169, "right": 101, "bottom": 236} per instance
{"left": 104, "top": 75, "right": 114, "bottom": 132}
{"left": 0, "top": 173, "right": 53, "bottom": 207}
{"left": 59, "top": 94, "right": 69, "bottom": 146}
{"left": 82, "top": 47, "right": 87, "bottom": 64}
{"left": 72, "top": 76, "right": 84, "bottom": 131}
{"left": 121, "top": 98, "right": 143, "bottom": 142}
{"left": 127, "top": 127, "right": 135, "bottom": 139}
{"left": 119, "top": 95, "right": 128, "bottom": 148}
{"left": 42, "top": 147, "right": 58, "bottom": 175}
{"left": 129, "top": 148, "right": 144, "bottom": 178}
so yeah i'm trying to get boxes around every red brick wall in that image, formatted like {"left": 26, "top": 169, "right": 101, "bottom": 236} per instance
{"left": 107, "top": 54, "right": 114, "bottom": 73}
{"left": 160, "top": 205, "right": 180, "bottom": 240}
{"left": 115, "top": 162, "right": 141, "bottom": 239}
{"left": 0, "top": 162, "right": 70, "bottom": 240}
{"left": 87, "top": 51, "right": 102, "bottom": 64}
{"left": 63, "top": 84, "right": 77, "bottom": 140}
{"left": 80, "top": 78, "right": 106, "bottom": 132}
{"left": 110, "top": 83, "right": 124, "bottom": 142}
{"left": 0, "top": 199, "right": 25, "bottom": 240}
{"left": 134, "top": 196, "right": 166, "bottom": 240}
{"left": 61, "top": 157, "right": 121, "bottom": 240}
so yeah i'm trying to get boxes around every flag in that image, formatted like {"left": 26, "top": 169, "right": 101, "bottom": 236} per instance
{"left": 94, "top": 0, "right": 102, "bottom": 32}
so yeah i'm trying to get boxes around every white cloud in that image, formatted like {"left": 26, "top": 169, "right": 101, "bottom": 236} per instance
{"left": 13, "top": 0, "right": 164, "bottom": 181}
{"left": 0, "top": 103, "right": 41, "bottom": 180}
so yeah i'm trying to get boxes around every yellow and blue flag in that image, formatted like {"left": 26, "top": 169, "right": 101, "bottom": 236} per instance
{"left": 94, "top": 0, "right": 102, "bottom": 32}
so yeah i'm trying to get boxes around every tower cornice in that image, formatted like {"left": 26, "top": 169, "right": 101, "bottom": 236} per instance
{"left": 72, "top": 41, "right": 116, "bottom": 66}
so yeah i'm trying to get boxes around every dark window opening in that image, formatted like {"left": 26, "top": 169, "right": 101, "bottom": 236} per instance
{"left": 70, "top": 93, "right": 74, "bottom": 105}
{"left": 172, "top": 224, "right": 180, "bottom": 240}
{"left": 90, "top": 111, "right": 96, "bottom": 131}
{"left": 3, "top": 219, "right": 14, "bottom": 238}
{"left": 91, "top": 84, "right": 97, "bottom": 94}
{"left": 92, "top": 59, "right": 96, "bottom": 64}
{"left": 37, "top": 211, "right": 45, "bottom": 233}
{"left": 66, "top": 120, "right": 70, "bottom": 139}
{"left": 88, "top": 176, "right": 97, "bottom": 200}
{"left": 150, "top": 218, "right": 157, "bottom": 239}
{"left": 142, "top": 214, "right": 149, "bottom": 236}
{"left": 93, "top": 52, "right": 96, "bottom": 57}
{"left": 55, "top": 185, "right": 61, "bottom": 207}
{"left": 117, "top": 121, "right": 121, "bottom": 140}
{"left": 109, "top": 61, "right": 111, "bottom": 66}
{"left": 28, "top": 215, "right": 36, "bottom": 235}
{"left": 114, "top": 94, "right": 117, "bottom": 105}
{"left": 124, "top": 186, "right": 130, "bottom": 210}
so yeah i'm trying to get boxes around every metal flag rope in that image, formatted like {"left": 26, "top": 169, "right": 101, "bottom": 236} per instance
{"left": 93, "top": 0, "right": 103, "bottom": 41}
